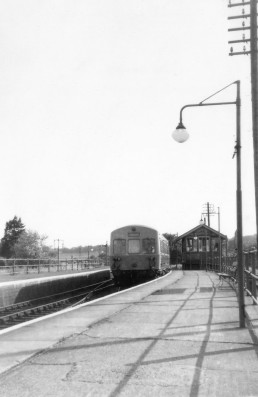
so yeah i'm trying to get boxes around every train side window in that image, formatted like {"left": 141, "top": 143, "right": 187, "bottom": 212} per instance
{"left": 113, "top": 239, "right": 126, "bottom": 255}
{"left": 128, "top": 239, "right": 141, "bottom": 254}
{"left": 142, "top": 238, "right": 156, "bottom": 254}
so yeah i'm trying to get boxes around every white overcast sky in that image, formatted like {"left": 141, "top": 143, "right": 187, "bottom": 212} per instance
{"left": 0, "top": 0, "right": 255, "bottom": 247}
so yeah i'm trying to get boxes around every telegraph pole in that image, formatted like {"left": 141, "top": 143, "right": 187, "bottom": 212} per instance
{"left": 202, "top": 203, "right": 222, "bottom": 271}
{"left": 202, "top": 202, "right": 216, "bottom": 228}
{"left": 228, "top": 0, "right": 258, "bottom": 252}
{"left": 227, "top": 0, "right": 258, "bottom": 327}
{"left": 250, "top": 0, "right": 258, "bottom": 251}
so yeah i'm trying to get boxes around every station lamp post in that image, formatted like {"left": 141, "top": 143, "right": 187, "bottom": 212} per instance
{"left": 172, "top": 80, "right": 245, "bottom": 328}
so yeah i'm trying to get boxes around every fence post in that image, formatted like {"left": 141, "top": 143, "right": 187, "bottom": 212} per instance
{"left": 246, "top": 269, "right": 251, "bottom": 295}
{"left": 252, "top": 253, "right": 257, "bottom": 303}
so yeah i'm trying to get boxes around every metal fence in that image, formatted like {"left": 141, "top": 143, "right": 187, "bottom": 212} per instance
{"left": 207, "top": 250, "right": 258, "bottom": 304}
{"left": 0, "top": 257, "right": 110, "bottom": 276}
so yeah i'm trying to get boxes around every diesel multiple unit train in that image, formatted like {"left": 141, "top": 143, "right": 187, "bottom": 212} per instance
{"left": 110, "top": 225, "right": 170, "bottom": 285}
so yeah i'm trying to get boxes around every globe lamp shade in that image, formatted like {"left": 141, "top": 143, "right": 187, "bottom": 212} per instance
{"left": 172, "top": 123, "right": 189, "bottom": 143}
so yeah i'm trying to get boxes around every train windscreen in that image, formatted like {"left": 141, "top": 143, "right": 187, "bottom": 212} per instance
{"left": 142, "top": 238, "right": 156, "bottom": 254}
{"left": 128, "top": 239, "right": 140, "bottom": 254}
{"left": 113, "top": 239, "right": 126, "bottom": 255}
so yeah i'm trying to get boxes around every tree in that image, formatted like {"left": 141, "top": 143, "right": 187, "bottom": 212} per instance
{"left": 163, "top": 233, "right": 178, "bottom": 248}
{"left": 1, "top": 216, "right": 25, "bottom": 258}
{"left": 13, "top": 230, "right": 48, "bottom": 259}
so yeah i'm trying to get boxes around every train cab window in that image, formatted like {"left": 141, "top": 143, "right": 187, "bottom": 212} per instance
{"left": 142, "top": 238, "right": 156, "bottom": 254}
{"left": 128, "top": 239, "right": 141, "bottom": 254}
{"left": 186, "top": 238, "right": 197, "bottom": 252}
{"left": 113, "top": 239, "right": 126, "bottom": 255}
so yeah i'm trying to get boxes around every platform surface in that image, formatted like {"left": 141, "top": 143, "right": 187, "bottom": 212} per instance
{"left": 1, "top": 270, "right": 258, "bottom": 396}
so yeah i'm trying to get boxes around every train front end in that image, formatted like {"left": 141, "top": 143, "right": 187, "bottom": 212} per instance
{"left": 110, "top": 225, "right": 161, "bottom": 285}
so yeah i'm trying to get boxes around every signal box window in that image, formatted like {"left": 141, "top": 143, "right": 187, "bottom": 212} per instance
{"left": 142, "top": 238, "right": 156, "bottom": 254}
{"left": 211, "top": 238, "right": 219, "bottom": 252}
{"left": 198, "top": 237, "right": 210, "bottom": 252}
{"left": 128, "top": 239, "right": 141, "bottom": 254}
{"left": 113, "top": 239, "right": 126, "bottom": 255}
{"left": 186, "top": 238, "right": 197, "bottom": 252}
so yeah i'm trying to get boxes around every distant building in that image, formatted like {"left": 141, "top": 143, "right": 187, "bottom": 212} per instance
{"left": 175, "top": 224, "right": 227, "bottom": 270}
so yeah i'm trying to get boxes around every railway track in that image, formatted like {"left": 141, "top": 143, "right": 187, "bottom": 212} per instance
{"left": 0, "top": 279, "right": 117, "bottom": 331}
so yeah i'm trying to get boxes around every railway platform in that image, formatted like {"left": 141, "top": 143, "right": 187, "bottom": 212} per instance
{"left": 0, "top": 266, "right": 109, "bottom": 283}
{"left": 1, "top": 270, "right": 258, "bottom": 396}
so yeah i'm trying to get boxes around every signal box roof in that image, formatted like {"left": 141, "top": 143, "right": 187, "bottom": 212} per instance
{"left": 175, "top": 224, "right": 227, "bottom": 242}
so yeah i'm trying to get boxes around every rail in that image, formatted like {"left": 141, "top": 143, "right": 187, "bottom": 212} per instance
{"left": 0, "top": 257, "right": 110, "bottom": 276}
{"left": 0, "top": 278, "right": 116, "bottom": 330}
